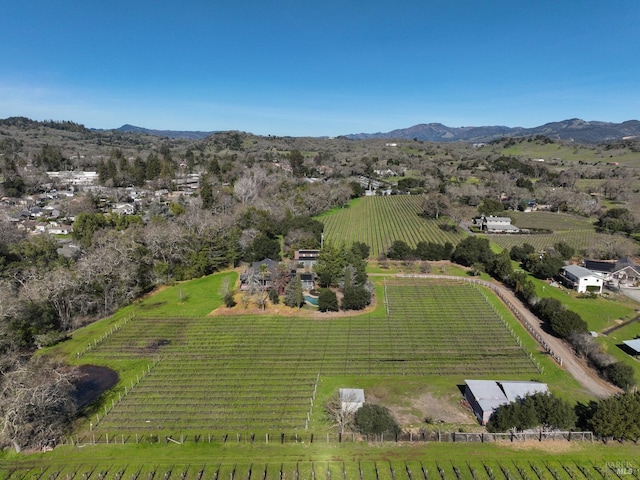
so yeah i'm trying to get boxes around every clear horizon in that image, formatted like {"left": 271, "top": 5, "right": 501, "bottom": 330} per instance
{"left": 1, "top": 1, "right": 639, "bottom": 137}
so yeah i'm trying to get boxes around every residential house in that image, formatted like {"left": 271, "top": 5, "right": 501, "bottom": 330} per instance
{"left": 584, "top": 257, "right": 640, "bottom": 288}
{"left": 480, "top": 215, "right": 520, "bottom": 233}
{"left": 300, "top": 272, "right": 314, "bottom": 290}
{"left": 112, "top": 203, "right": 136, "bottom": 215}
{"left": 559, "top": 265, "right": 603, "bottom": 294}
{"left": 294, "top": 249, "right": 320, "bottom": 268}
{"left": 240, "top": 258, "right": 281, "bottom": 291}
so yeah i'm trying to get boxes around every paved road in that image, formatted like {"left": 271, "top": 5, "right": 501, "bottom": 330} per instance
{"left": 391, "top": 274, "right": 621, "bottom": 399}
{"left": 621, "top": 287, "right": 640, "bottom": 303}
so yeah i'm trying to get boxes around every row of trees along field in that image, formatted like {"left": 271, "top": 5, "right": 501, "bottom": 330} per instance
{"left": 487, "top": 391, "right": 640, "bottom": 443}
{"left": 449, "top": 236, "right": 636, "bottom": 390}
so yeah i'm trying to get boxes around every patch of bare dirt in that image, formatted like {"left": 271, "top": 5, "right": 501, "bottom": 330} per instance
{"left": 369, "top": 390, "right": 475, "bottom": 427}
{"left": 208, "top": 292, "right": 378, "bottom": 319}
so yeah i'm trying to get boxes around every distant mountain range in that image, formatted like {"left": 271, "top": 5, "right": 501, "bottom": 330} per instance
{"left": 343, "top": 118, "right": 640, "bottom": 143}
{"left": 116, "top": 124, "right": 216, "bottom": 140}
{"left": 115, "top": 119, "right": 640, "bottom": 143}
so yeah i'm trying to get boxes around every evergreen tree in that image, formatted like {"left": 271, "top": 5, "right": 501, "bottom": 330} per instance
{"left": 200, "top": 175, "right": 213, "bottom": 209}
{"left": 318, "top": 288, "right": 338, "bottom": 312}
{"left": 284, "top": 274, "right": 304, "bottom": 308}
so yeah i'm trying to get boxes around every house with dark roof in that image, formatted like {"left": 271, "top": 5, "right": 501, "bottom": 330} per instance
{"left": 239, "top": 258, "right": 282, "bottom": 291}
{"left": 584, "top": 257, "right": 640, "bottom": 287}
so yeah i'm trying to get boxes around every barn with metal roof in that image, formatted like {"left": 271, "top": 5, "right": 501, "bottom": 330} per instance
{"left": 464, "top": 380, "right": 549, "bottom": 425}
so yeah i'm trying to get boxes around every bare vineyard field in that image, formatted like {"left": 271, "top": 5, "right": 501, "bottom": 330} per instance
{"left": 317, "top": 196, "right": 464, "bottom": 258}
{"left": 3, "top": 456, "right": 638, "bottom": 480}
{"left": 487, "top": 211, "right": 638, "bottom": 254}
{"left": 77, "top": 279, "right": 537, "bottom": 437}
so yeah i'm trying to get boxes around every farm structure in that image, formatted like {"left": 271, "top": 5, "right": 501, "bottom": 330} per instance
{"left": 80, "top": 279, "right": 538, "bottom": 436}
{"left": 559, "top": 265, "right": 603, "bottom": 293}
{"left": 339, "top": 388, "right": 365, "bottom": 413}
{"left": 622, "top": 339, "right": 640, "bottom": 357}
{"left": 464, "top": 380, "right": 549, "bottom": 425}
{"left": 317, "top": 196, "right": 464, "bottom": 258}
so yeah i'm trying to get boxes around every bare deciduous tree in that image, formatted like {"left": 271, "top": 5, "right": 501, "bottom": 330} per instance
{"left": 325, "top": 391, "right": 357, "bottom": 434}
{"left": 0, "top": 357, "right": 78, "bottom": 452}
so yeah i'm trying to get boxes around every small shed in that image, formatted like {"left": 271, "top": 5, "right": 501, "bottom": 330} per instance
{"left": 339, "top": 388, "right": 365, "bottom": 414}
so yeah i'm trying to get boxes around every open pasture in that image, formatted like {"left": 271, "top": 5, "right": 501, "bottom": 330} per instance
{"left": 81, "top": 279, "right": 537, "bottom": 437}
{"left": 317, "top": 196, "right": 464, "bottom": 258}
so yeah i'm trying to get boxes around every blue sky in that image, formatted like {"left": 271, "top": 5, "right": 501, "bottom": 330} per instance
{"left": 1, "top": 1, "right": 639, "bottom": 136}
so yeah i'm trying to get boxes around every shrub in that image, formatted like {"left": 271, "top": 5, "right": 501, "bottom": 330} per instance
{"left": 550, "top": 310, "right": 588, "bottom": 339}
{"left": 341, "top": 285, "right": 371, "bottom": 311}
{"left": 224, "top": 291, "right": 237, "bottom": 308}
{"left": 604, "top": 362, "right": 636, "bottom": 390}
{"left": 354, "top": 404, "right": 400, "bottom": 437}
{"left": 268, "top": 288, "right": 279, "bottom": 305}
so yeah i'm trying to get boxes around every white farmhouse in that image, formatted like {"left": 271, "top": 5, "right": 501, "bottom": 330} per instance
{"left": 559, "top": 265, "right": 603, "bottom": 294}
{"left": 480, "top": 215, "right": 520, "bottom": 233}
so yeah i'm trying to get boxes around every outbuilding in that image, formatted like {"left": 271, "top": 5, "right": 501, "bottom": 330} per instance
{"left": 339, "top": 388, "right": 365, "bottom": 414}
{"left": 622, "top": 339, "right": 640, "bottom": 357}
{"left": 464, "top": 380, "right": 508, "bottom": 425}
{"left": 464, "top": 380, "right": 549, "bottom": 425}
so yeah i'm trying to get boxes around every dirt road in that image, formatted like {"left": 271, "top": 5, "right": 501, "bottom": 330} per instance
{"left": 394, "top": 274, "right": 621, "bottom": 399}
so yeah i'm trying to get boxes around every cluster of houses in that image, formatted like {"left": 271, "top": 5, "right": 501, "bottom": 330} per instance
{"left": 559, "top": 257, "right": 640, "bottom": 294}
{"left": 1, "top": 168, "right": 204, "bottom": 239}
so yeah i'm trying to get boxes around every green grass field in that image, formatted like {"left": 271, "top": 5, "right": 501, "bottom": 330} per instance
{"left": 317, "top": 196, "right": 464, "bottom": 258}
{"left": 495, "top": 140, "right": 640, "bottom": 168}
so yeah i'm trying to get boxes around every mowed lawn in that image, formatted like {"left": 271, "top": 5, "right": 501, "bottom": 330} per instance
{"left": 317, "top": 196, "right": 464, "bottom": 258}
